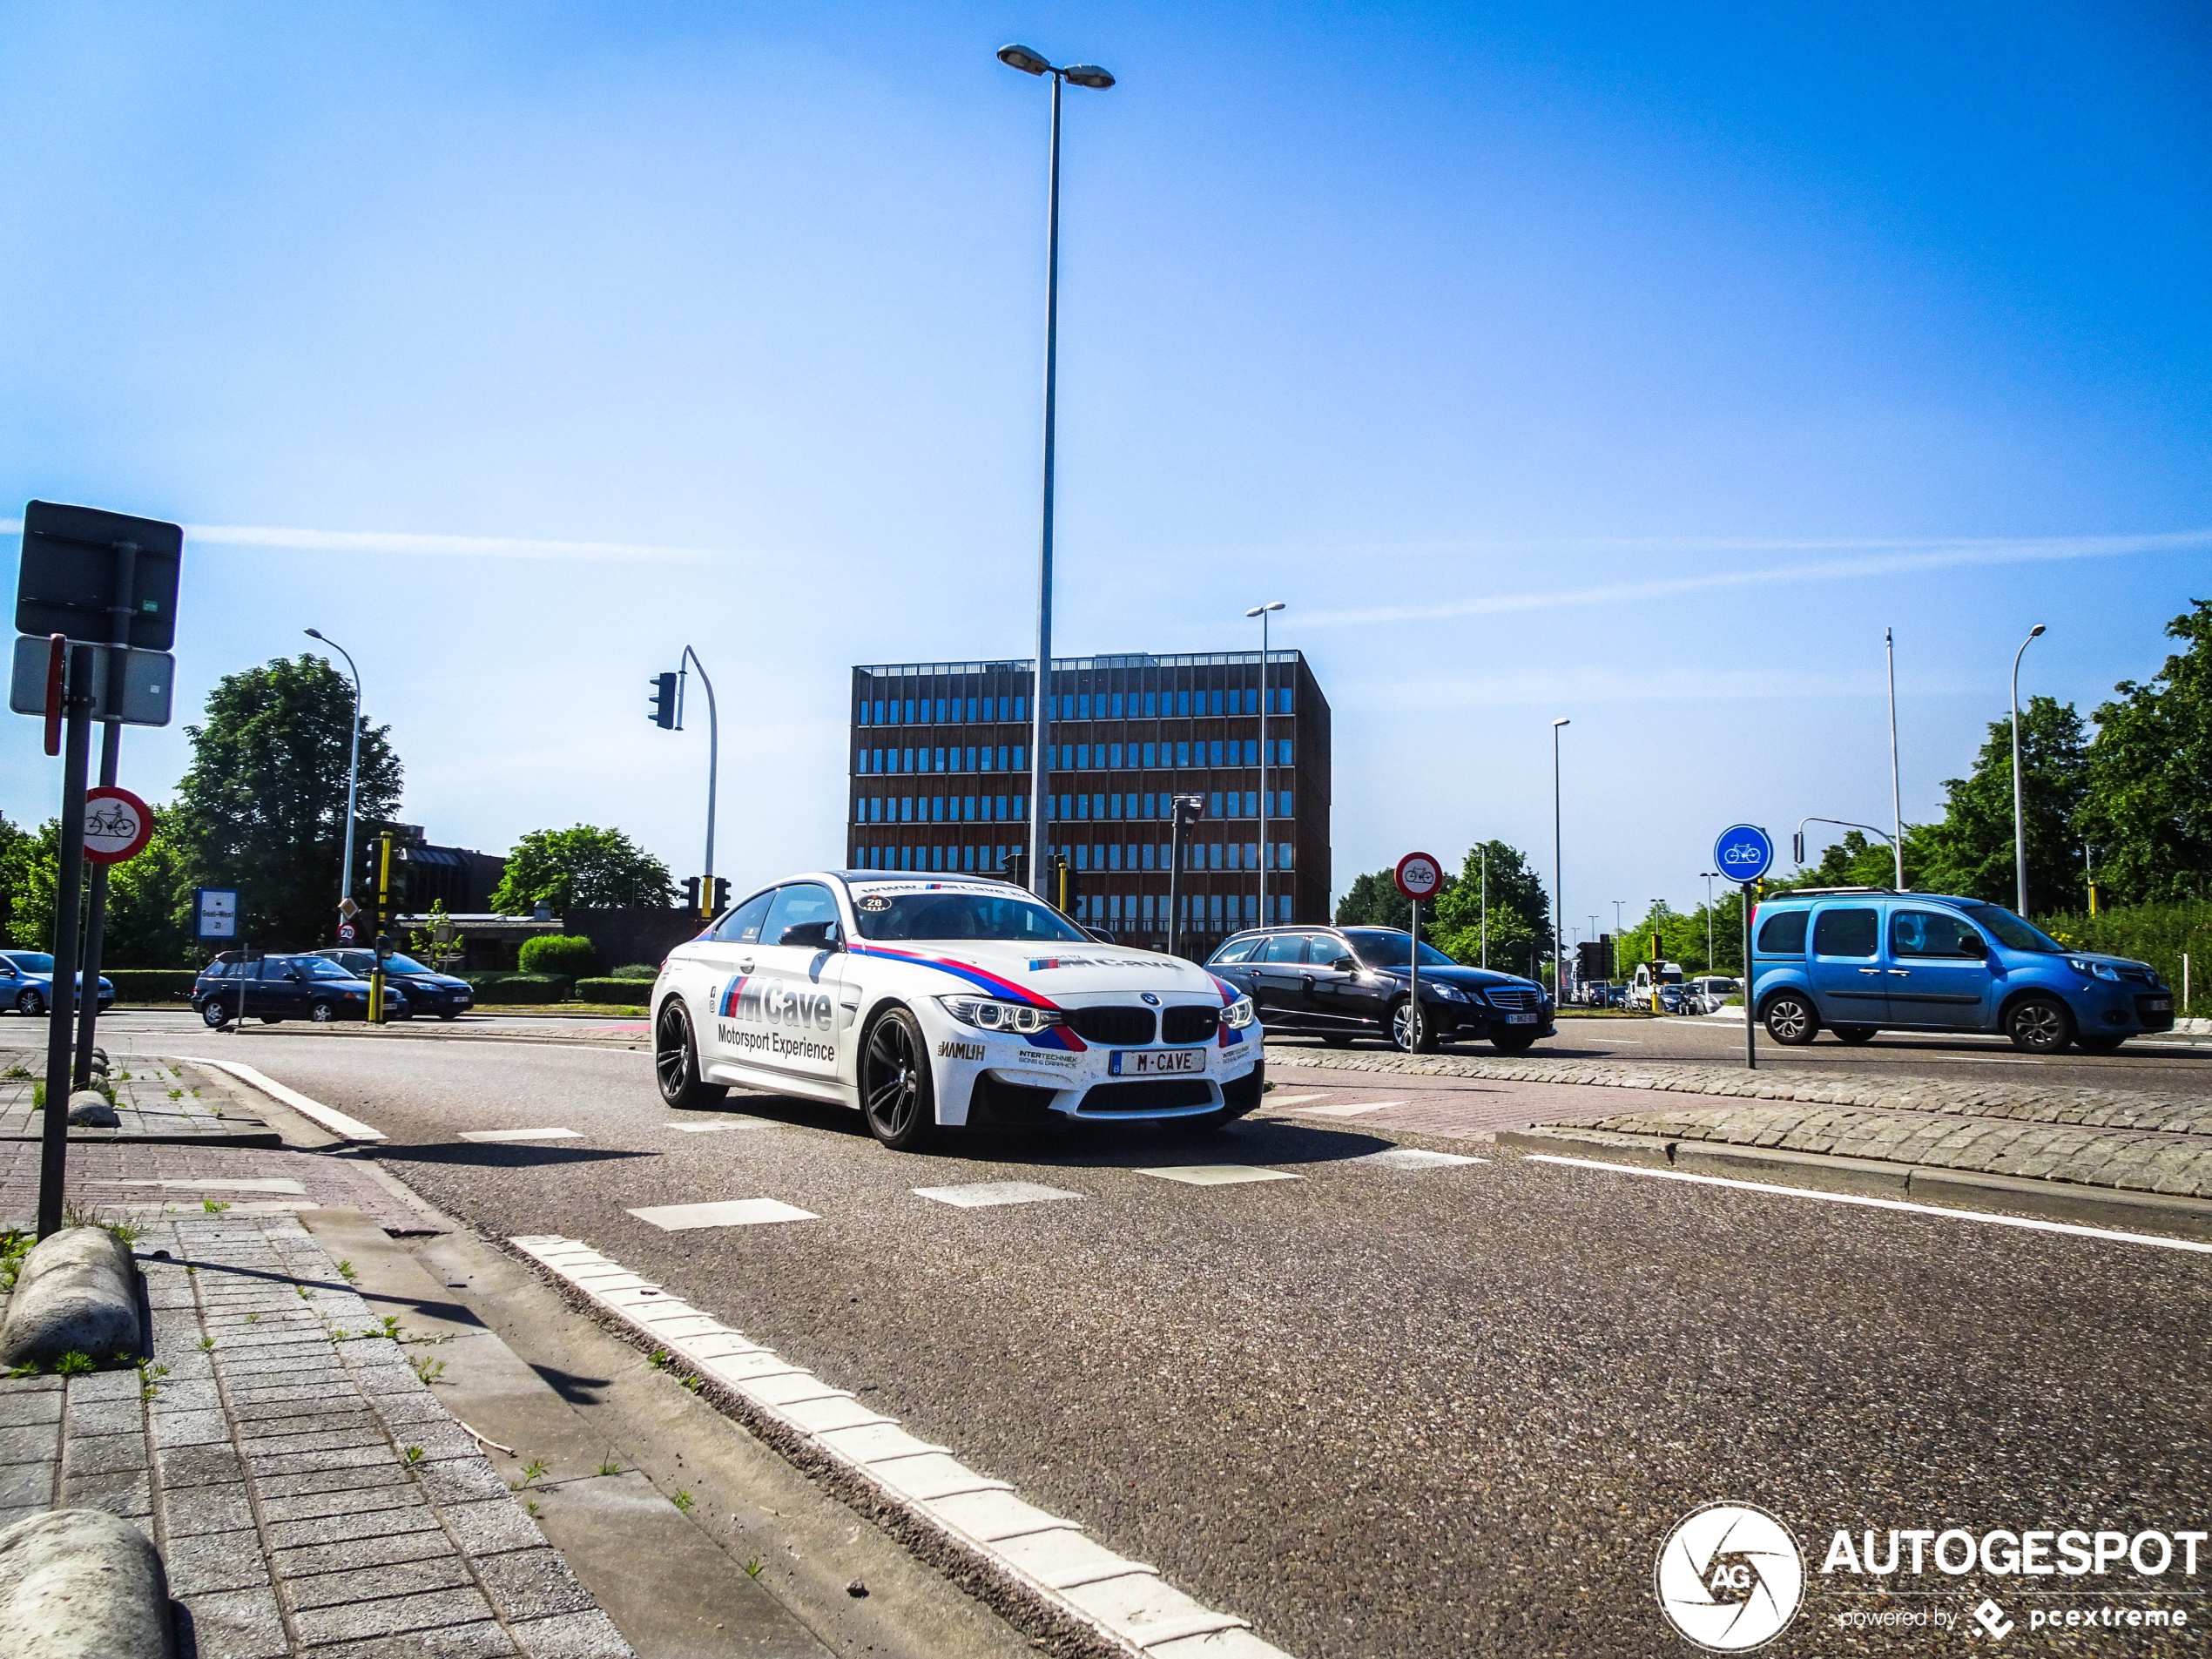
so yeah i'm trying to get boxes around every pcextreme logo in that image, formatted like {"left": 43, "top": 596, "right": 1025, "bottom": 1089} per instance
{"left": 1655, "top": 1502, "right": 1805, "bottom": 1652}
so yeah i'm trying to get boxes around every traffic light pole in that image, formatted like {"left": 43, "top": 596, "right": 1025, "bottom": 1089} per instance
{"left": 369, "top": 833, "right": 391, "bottom": 1022}
{"left": 681, "top": 646, "right": 718, "bottom": 917}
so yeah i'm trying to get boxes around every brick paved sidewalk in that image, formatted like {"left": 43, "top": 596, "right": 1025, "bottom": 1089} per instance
{"left": 0, "top": 1212, "right": 631, "bottom": 1658}
{"left": 0, "top": 1049, "right": 279, "bottom": 1143}
{"left": 1263, "top": 1040, "right": 2212, "bottom": 1135}
{"left": 0, "top": 1141, "right": 429, "bottom": 1236}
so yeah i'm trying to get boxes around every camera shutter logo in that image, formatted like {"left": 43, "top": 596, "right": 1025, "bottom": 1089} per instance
{"left": 1655, "top": 1502, "right": 1804, "bottom": 1651}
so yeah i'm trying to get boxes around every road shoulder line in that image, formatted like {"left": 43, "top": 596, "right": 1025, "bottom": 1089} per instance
{"left": 179, "top": 1053, "right": 388, "bottom": 1141}
{"left": 508, "top": 1233, "right": 1295, "bottom": 1659}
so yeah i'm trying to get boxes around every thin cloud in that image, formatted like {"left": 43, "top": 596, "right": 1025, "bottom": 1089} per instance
{"left": 0, "top": 518, "right": 719, "bottom": 563}
{"left": 1286, "top": 529, "right": 2212, "bottom": 628}
{"left": 1342, "top": 665, "right": 1895, "bottom": 711}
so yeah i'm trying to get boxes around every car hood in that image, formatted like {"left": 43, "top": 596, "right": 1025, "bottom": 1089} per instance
{"left": 848, "top": 938, "right": 1231, "bottom": 1003}
{"left": 1359, "top": 963, "right": 1547, "bottom": 995}
{"left": 394, "top": 972, "right": 470, "bottom": 988}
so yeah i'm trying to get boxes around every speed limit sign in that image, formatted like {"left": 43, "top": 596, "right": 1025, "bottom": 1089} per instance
{"left": 1393, "top": 851, "right": 1443, "bottom": 901}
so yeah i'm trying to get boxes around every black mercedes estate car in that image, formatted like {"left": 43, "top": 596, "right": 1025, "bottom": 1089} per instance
{"left": 1206, "top": 926, "right": 1555, "bottom": 1053}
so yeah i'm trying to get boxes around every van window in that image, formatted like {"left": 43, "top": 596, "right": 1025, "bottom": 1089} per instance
{"left": 1756, "top": 911, "right": 1808, "bottom": 954}
{"left": 1812, "top": 908, "right": 1879, "bottom": 957}
{"left": 1891, "top": 910, "right": 1981, "bottom": 958}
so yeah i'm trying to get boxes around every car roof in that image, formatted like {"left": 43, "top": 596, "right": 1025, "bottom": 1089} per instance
{"left": 1762, "top": 889, "right": 1981, "bottom": 906}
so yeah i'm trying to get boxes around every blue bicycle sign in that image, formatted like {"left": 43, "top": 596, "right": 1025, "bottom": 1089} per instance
{"left": 1714, "top": 824, "right": 1774, "bottom": 884}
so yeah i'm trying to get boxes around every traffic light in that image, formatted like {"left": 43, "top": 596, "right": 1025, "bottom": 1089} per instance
{"left": 1000, "top": 851, "right": 1028, "bottom": 890}
{"left": 682, "top": 876, "right": 701, "bottom": 914}
{"left": 1048, "top": 854, "right": 1078, "bottom": 915}
{"left": 710, "top": 877, "right": 730, "bottom": 914}
{"left": 650, "top": 671, "right": 678, "bottom": 730}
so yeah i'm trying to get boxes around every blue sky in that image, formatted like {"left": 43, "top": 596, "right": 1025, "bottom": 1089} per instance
{"left": 2, "top": 2, "right": 2206, "bottom": 936}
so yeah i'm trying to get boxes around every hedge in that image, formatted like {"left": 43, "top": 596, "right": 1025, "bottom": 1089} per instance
{"left": 573, "top": 978, "right": 651, "bottom": 1006}
{"left": 517, "top": 934, "right": 597, "bottom": 977}
{"left": 460, "top": 973, "right": 570, "bottom": 1005}
{"left": 104, "top": 969, "right": 199, "bottom": 1002}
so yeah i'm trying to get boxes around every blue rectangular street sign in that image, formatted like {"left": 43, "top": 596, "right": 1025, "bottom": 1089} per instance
{"left": 193, "top": 887, "right": 239, "bottom": 941}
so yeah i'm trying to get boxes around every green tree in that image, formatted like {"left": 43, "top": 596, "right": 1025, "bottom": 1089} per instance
{"left": 1914, "top": 695, "right": 2087, "bottom": 913}
{"left": 1777, "top": 829, "right": 1898, "bottom": 893}
{"left": 0, "top": 811, "right": 35, "bottom": 948}
{"left": 1333, "top": 867, "right": 1438, "bottom": 933}
{"left": 489, "top": 826, "right": 672, "bottom": 914}
{"left": 2080, "top": 599, "right": 2212, "bottom": 905}
{"left": 1431, "top": 840, "right": 1549, "bottom": 966}
{"left": 104, "top": 819, "right": 197, "bottom": 967}
{"left": 171, "top": 655, "right": 404, "bottom": 949}
{"left": 3, "top": 820, "right": 61, "bottom": 951}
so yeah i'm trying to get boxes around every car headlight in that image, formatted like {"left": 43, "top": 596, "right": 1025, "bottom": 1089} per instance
{"left": 1430, "top": 982, "right": 1467, "bottom": 1001}
{"left": 2067, "top": 957, "right": 2120, "bottom": 981}
{"left": 1221, "top": 995, "right": 1256, "bottom": 1028}
{"left": 935, "top": 995, "right": 1065, "bottom": 1034}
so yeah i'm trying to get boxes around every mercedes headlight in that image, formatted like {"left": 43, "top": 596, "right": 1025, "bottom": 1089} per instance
{"left": 936, "top": 995, "right": 1065, "bottom": 1034}
{"left": 1430, "top": 982, "right": 1467, "bottom": 1001}
{"left": 1221, "top": 995, "right": 1256, "bottom": 1028}
{"left": 2067, "top": 957, "right": 2119, "bottom": 981}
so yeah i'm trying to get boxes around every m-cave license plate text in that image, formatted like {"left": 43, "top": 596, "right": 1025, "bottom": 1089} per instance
{"left": 1110, "top": 1049, "right": 1205, "bottom": 1076}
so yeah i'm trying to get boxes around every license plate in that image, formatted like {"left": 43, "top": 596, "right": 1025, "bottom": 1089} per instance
{"left": 1110, "top": 1049, "right": 1204, "bottom": 1076}
{"left": 1507, "top": 1012, "right": 1537, "bottom": 1025}
{"left": 2147, "top": 998, "right": 2172, "bottom": 1012}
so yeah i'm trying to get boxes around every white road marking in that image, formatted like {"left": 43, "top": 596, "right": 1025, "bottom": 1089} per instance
{"left": 1348, "top": 1149, "right": 1485, "bottom": 1170}
{"left": 626, "top": 1198, "right": 818, "bottom": 1231}
{"left": 1134, "top": 1165, "right": 1303, "bottom": 1187}
{"left": 1258, "top": 1093, "right": 1330, "bottom": 1106}
{"left": 665, "top": 1120, "right": 781, "bottom": 1133}
{"left": 1527, "top": 1155, "right": 2212, "bottom": 1255}
{"left": 1281, "top": 1101, "right": 1400, "bottom": 1118}
{"left": 508, "top": 1234, "right": 1287, "bottom": 1659}
{"left": 912, "top": 1181, "right": 1083, "bottom": 1209}
{"left": 459, "top": 1127, "right": 583, "bottom": 1143}
{"left": 178, "top": 1055, "right": 386, "bottom": 1142}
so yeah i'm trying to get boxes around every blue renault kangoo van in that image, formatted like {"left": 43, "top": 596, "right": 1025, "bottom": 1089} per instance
{"left": 1749, "top": 888, "right": 2174, "bottom": 1054}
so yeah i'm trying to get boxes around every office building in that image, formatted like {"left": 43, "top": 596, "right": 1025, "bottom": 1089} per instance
{"left": 848, "top": 651, "right": 1332, "bottom": 955}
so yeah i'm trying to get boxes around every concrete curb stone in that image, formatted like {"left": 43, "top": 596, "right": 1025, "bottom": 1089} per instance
{"left": 0, "top": 1226, "right": 143, "bottom": 1369}
{"left": 0, "top": 1507, "right": 174, "bottom": 1659}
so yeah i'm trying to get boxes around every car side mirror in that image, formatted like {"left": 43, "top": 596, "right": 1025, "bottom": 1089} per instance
{"left": 1331, "top": 955, "right": 1357, "bottom": 972}
{"left": 779, "top": 921, "right": 842, "bottom": 952}
{"left": 1085, "top": 927, "right": 1116, "bottom": 944}
{"left": 1957, "top": 932, "right": 1988, "bottom": 959}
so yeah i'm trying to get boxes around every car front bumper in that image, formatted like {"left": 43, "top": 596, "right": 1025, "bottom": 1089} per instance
{"left": 925, "top": 1008, "right": 1264, "bottom": 1125}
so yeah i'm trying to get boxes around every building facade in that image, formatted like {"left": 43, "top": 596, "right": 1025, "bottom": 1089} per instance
{"left": 848, "top": 651, "right": 1331, "bottom": 957}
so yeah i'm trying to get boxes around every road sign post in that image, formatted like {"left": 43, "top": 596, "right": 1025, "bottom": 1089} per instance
{"left": 1393, "top": 853, "right": 1443, "bottom": 1051}
{"left": 35, "top": 644, "right": 96, "bottom": 1237}
{"left": 1713, "top": 825, "right": 1773, "bottom": 1072}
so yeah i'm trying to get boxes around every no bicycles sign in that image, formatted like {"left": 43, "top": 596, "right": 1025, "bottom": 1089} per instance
{"left": 1393, "top": 851, "right": 1444, "bottom": 902}
{"left": 82, "top": 786, "right": 152, "bottom": 866}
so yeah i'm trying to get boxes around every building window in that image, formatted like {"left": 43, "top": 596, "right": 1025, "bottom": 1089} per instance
{"left": 1176, "top": 741, "right": 1190, "bottom": 766}
{"left": 1209, "top": 894, "right": 1224, "bottom": 924}
{"left": 1275, "top": 790, "right": 1291, "bottom": 817}
{"left": 1142, "top": 843, "right": 1156, "bottom": 870}
{"left": 1277, "top": 739, "right": 1292, "bottom": 765}
{"left": 1109, "top": 743, "right": 1123, "bottom": 767}
{"left": 1091, "top": 794, "right": 1105, "bottom": 819}
{"left": 928, "top": 797, "right": 941, "bottom": 821}
{"left": 1136, "top": 743, "right": 1150, "bottom": 768}
{"left": 1209, "top": 740, "right": 1224, "bottom": 765}
{"left": 1142, "top": 894, "right": 1155, "bottom": 922}
{"left": 1209, "top": 843, "right": 1224, "bottom": 870}
{"left": 1208, "top": 690, "right": 1222, "bottom": 715}
{"left": 968, "top": 698, "right": 979, "bottom": 721}
{"left": 1209, "top": 792, "right": 1224, "bottom": 818}
{"left": 961, "top": 796, "right": 974, "bottom": 820}
{"left": 1013, "top": 696, "right": 1025, "bottom": 719}
{"left": 1224, "top": 843, "right": 1239, "bottom": 870}
{"left": 1108, "top": 844, "right": 1122, "bottom": 870}
{"left": 963, "top": 845, "right": 975, "bottom": 871}
{"left": 1076, "top": 744, "right": 1089, "bottom": 769}
{"left": 1076, "top": 795, "right": 1089, "bottom": 820}
{"left": 1279, "top": 842, "right": 1293, "bottom": 868}
{"left": 1242, "top": 740, "right": 1256, "bottom": 765}
{"left": 1244, "top": 843, "right": 1258, "bottom": 869}
{"left": 1176, "top": 691, "right": 1190, "bottom": 716}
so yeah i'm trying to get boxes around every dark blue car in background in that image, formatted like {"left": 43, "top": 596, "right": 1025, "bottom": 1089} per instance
{"left": 0, "top": 951, "right": 114, "bottom": 1017}
{"left": 1750, "top": 887, "right": 2174, "bottom": 1053}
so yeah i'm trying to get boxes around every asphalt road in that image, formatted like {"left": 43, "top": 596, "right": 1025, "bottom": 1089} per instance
{"left": 91, "top": 1018, "right": 2212, "bottom": 1658}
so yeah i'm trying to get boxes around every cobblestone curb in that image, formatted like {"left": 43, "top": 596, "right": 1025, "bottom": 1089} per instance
{"left": 1263, "top": 1041, "right": 2212, "bottom": 1135}
{"left": 0, "top": 1214, "right": 632, "bottom": 1659}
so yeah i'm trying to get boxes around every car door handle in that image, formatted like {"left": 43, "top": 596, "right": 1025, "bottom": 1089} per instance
{"left": 1887, "top": 968, "right": 1911, "bottom": 976}
{"left": 1858, "top": 968, "right": 1883, "bottom": 974}
{"left": 737, "top": 960, "right": 755, "bottom": 973}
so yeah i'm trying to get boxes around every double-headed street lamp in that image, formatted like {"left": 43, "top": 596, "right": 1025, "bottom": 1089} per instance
{"left": 304, "top": 629, "right": 362, "bottom": 915}
{"left": 1246, "top": 601, "right": 1285, "bottom": 929}
{"left": 2012, "top": 624, "right": 2046, "bottom": 916}
{"left": 999, "top": 43, "right": 1115, "bottom": 900}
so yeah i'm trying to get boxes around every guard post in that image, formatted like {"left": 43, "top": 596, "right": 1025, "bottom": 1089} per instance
{"left": 369, "top": 832, "right": 393, "bottom": 1022}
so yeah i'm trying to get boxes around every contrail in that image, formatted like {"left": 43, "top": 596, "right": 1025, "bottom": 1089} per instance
{"left": 1288, "top": 529, "right": 2212, "bottom": 628}
{"left": 0, "top": 519, "right": 717, "bottom": 563}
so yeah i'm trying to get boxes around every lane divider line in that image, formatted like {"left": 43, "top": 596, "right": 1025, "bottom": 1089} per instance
{"left": 1526, "top": 1155, "right": 2212, "bottom": 1255}
{"left": 508, "top": 1233, "right": 1292, "bottom": 1659}
{"left": 179, "top": 1055, "right": 386, "bottom": 1142}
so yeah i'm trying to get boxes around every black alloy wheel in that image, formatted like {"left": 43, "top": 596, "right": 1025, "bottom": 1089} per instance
{"left": 16, "top": 989, "right": 42, "bottom": 1017}
{"left": 1832, "top": 1025, "right": 1878, "bottom": 1044}
{"left": 860, "top": 1008, "right": 934, "bottom": 1150}
{"left": 309, "top": 1001, "right": 337, "bottom": 1023}
{"left": 2006, "top": 995, "right": 2074, "bottom": 1054}
{"left": 1389, "top": 996, "right": 1438, "bottom": 1055}
{"left": 1761, "top": 993, "right": 1819, "bottom": 1046}
{"left": 654, "top": 1001, "right": 726, "bottom": 1110}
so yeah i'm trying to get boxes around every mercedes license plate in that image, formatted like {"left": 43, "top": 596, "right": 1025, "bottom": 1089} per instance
{"left": 1111, "top": 1049, "right": 1204, "bottom": 1076}
{"left": 2148, "top": 997, "right": 2172, "bottom": 1012}
{"left": 1507, "top": 1012, "right": 1537, "bottom": 1025}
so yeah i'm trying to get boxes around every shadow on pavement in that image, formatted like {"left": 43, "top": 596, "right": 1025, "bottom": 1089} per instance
{"left": 374, "top": 1142, "right": 662, "bottom": 1169}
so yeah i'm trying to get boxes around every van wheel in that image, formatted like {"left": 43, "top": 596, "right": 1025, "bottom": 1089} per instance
{"left": 2006, "top": 995, "right": 2074, "bottom": 1054}
{"left": 1760, "top": 992, "right": 1819, "bottom": 1045}
{"left": 860, "top": 1008, "right": 934, "bottom": 1150}
{"left": 654, "top": 1001, "right": 727, "bottom": 1109}
{"left": 1831, "top": 1025, "right": 1877, "bottom": 1044}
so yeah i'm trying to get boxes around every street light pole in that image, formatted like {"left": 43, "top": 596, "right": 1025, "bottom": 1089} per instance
{"left": 305, "top": 630, "right": 362, "bottom": 913}
{"left": 1701, "top": 872, "right": 1718, "bottom": 971}
{"left": 1245, "top": 602, "right": 1285, "bottom": 931}
{"left": 681, "top": 646, "right": 719, "bottom": 914}
{"left": 1885, "top": 628, "right": 1905, "bottom": 889}
{"left": 1551, "top": 718, "right": 1569, "bottom": 1001}
{"left": 2011, "top": 624, "right": 2047, "bottom": 916}
{"left": 1000, "top": 44, "right": 1114, "bottom": 900}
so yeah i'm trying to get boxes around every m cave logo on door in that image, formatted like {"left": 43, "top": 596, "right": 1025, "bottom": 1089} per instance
{"left": 715, "top": 974, "right": 834, "bottom": 1033}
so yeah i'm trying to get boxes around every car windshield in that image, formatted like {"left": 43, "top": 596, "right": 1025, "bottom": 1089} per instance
{"left": 850, "top": 889, "right": 1090, "bottom": 944}
{"left": 4, "top": 954, "right": 53, "bottom": 974}
{"left": 300, "top": 959, "right": 358, "bottom": 981}
{"left": 1962, "top": 904, "right": 2063, "bottom": 954}
{"left": 1341, "top": 929, "right": 1456, "bottom": 969}
{"left": 380, "top": 953, "right": 430, "bottom": 974}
